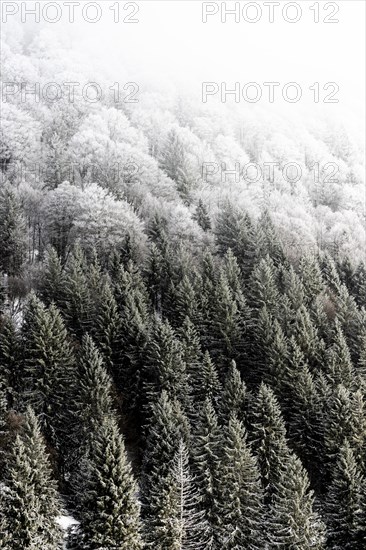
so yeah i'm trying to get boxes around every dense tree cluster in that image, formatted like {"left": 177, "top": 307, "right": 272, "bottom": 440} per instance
{"left": 1, "top": 21, "right": 366, "bottom": 550}
{"left": 1, "top": 202, "right": 366, "bottom": 547}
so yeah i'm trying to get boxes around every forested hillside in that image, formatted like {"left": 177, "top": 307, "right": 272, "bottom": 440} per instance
{"left": 1, "top": 21, "right": 366, "bottom": 550}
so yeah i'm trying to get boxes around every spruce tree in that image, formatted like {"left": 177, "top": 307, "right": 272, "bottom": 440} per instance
{"left": 114, "top": 261, "right": 150, "bottom": 421}
{"left": 298, "top": 253, "right": 324, "bottom": 304}
{"left": 209, "top": 273, "right": 247, "bottom": 375}
{"left": 214, "top": 415, "right": 263, "bottom": 550}
{"left": 191, "top": 350, "right": 221, "bottom": 407}
{"left": 193, "top": 198, "right": 211, "bottom": 232}
{"left": 267, "top": 453, "right": 325, "bottom": 549}
{"left": 163, "top": 441, "right": 210, "bottom": 550}
{"left": 60, "top": 245, "right": 92, "bottom": 338}
{"left": 0, "top": 408, "right": 63, "bottom": 550}
{"left": 0, "top": 314, "right": 19, "bottom": 409}
{"left": 249, "top": 255, "right": 280, "bottom": 317}
{"left": 291, "top": 304, "right": 325, "bottom": 371}
{"left": 192, "top": 398, "right": 221, "bottom": 545}
{"left": 353, "top": 261, "right": 366, "bottom": 308}
{"left": 142, "top": 318, "right": 189, "bottom": 414}
{"left": 142, "top": 391, "right": 190, "bottom": 546}
{"left": 256, "top": 210, "right": 285, "bottom": 265}
{"left": 324, "top": 440, "right": 365, "bottom": 550}
{"left": 40, "top": 247, "right": 64, "bottom": 307}
{"left": 75, "top": 334, "right": 113, "bottom": 437}
{"left": 0, "top": 185, "right": 27, "bottom": 275}
{"left": 92, "top": 277, "right": 122, "bottom": 373}
{"left": 215, "top": 202, "right": 257, "bottom": 277}
{"left": 159, "top": 128, "right": 191, "bottom": 202}
{"left": 220, "top": 360, "right": 247, "bottom": 423}
{"left": 74, "top": 415, "right": 143, "bottom": 550}
{"left": 323, "top": 385, "right": 363, "bottom": 473}
{"left": 21, "top": 294, "right": 76, "bottom": 450}
{"left": 250, "top": 383, "right": 290, "bottom": 501}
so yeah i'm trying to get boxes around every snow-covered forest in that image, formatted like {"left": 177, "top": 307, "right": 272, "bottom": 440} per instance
{"left": 0, "top": 5, "right": 366, "bottom": 549}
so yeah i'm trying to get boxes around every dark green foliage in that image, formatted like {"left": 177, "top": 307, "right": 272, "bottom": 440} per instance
{"left": 142, "top": 318, "right": 189, "bottom": 413}
{"left": 267, "top": 453, "right": 326, "bottom": 549}
{"left": 60, "top": 246, "right": 92, "bottom": 338}
{"left": 214, "top": 415, "right": 263, "bottom": 550}
{"left": 92, "top": 277, "right": 122, "bottom": 372}
{"left": 73, "top": 415, "right": 143, "bottom": 550}
{"left": 0, "top": 315, "right": 19, "bottom": 408}
{"left": 324, "top": 441, "right": 365, "bottom": 549}
{"left": 220, "top": 360, "right": 247, "bottom": 423}
{"left": 2, "top": 194, "right": 366, "bottom": 548}
{"left": 250, "top": 383, "right": 290, "bottom": 500}
{"left": 141, "top": 391, "right": 190, "bottom": 545}
{"left": 0, "top": 408, "right": 63, "bottom": 550}
{"left": 21, "top": 294, "right": 76, "bottom": 449}
{"left": 192, "top": 398, "right": 221, "bottom": 526}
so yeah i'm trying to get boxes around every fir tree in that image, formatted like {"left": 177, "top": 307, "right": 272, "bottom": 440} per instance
{"left": 40, "top": 247, "right": 64, "bottom": 306}
{"left": 324, "top": 440, "right": 365, "bottom": 550}
{"left": 74, "top": 415, "right": 143, "bottom": 550}
{"left": 60, "top": 245, "right": 92, "bottom": 338}
{"left": 0, "top": 408, "right": 63, "bottom": 550}
{"left": 21, "top": 294, "right": 76, "bottom": 450}
{"left": 142, "top": 318, "right": 189, "bottom": 414}
{"left": 193, "top": 199, "right": 211, "bottom": 232}
{"left": 220, "top": 360, "right": 247, "bottom": 423}
{"left": 163, "top": 441, "right": 210, "bottom": 550}
{"left": 92, "top": 277, "right": 122, "bottom": 373}
{"left": 0, "top": 185, "right": 27, "bottom": 275}
{"left": 75, "top": 334, "right": 113, "bottom": 437}
{"left": 192, "top": 397, "right": 221, "bottom": 545}
{"left": 214, "top": 415, "right": 263, "bottom": 550}
{"left": 267, "top": 453, "right": 325, "bottom": 549}
{"left": 142, "top": 392, "right": 190, "bottom": 546}
{"left": 0, "top": 314, "right": 19, "bottom": 409}
{"left": 250, "top": 383, "right": 290, "bottom": 501}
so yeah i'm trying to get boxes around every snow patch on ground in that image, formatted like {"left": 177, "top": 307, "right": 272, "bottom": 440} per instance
{"left": 57, "top": 514, "right": 79, "bottom": 531}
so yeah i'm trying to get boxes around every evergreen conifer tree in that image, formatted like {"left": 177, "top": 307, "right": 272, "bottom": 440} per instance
{"left": 0, "top": 408, "right": 63, "bottom": 550}
{"left": 142, "top": 391, "right": 190, "bottom": 546}
{"left": 0, "top": 185, "right": 27, "bottom": 275}
{"left": 0, "top": 314, "right": 19, "bottom": 409}
{"left": 214, "top": 415, "right": 263, "bottom": 550}
{"left": 250, "top": 383, "right": 290, "bottom": 501}
{"left": 324, "top": 440, "right": 365, "bottom": 549}
{"left": 267, "top": 453, "right": 325, "bottom": 549}
{"left": 193, "top": 199, "right": 211, "bottom": 232}
{"left": 142, "top": 318, "right": 189, "bottom": 414}
{"left": 220, "top": 360, "right": 247, "bottom": 423}
{"left": 73, "top": 415, "right": 143, "bottom": 550}
{"left": 21, "top": 294, "right": 76, "bottom": 450}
